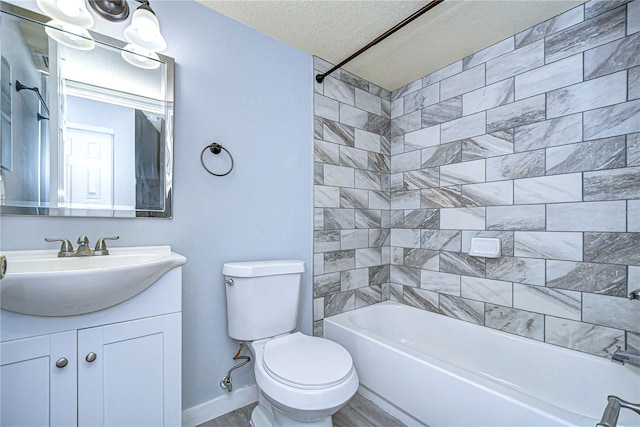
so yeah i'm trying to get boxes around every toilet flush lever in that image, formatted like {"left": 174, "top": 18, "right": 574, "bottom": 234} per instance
{"left": 224, "top": 278, "right": 234, "bottom": 286}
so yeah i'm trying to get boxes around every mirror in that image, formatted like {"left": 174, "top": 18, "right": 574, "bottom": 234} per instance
{"left": 0, "top": 2, "right": 174, "bottom": 218}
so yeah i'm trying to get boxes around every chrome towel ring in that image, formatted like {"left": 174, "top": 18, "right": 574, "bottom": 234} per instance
{"left": 200, "top": 143, "right": 234, "bottom": 176}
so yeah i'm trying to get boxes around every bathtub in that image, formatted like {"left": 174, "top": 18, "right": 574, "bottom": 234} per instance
{"left": 324, "top": 301, "right": 640, "bottom": 427}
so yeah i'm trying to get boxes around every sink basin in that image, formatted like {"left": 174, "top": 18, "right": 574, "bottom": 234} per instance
{"left": 1, "top": 245, "right": 186, "bottom": 316}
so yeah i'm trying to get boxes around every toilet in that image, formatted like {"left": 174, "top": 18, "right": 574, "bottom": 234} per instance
{"left": 222, "top": 259, "right": 358, "bottom": 427}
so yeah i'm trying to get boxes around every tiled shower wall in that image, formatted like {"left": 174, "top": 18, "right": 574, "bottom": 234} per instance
{"left": 314, "top": 0, "right": 640, "bottom": 358}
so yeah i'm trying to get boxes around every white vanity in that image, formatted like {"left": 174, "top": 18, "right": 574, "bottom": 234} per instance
{"left": 0, "top": 246, "right": 186, "bottom": 427}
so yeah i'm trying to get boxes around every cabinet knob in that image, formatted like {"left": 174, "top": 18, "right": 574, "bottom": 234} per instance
{"left": 55, "top": 357, "right": 69, "bottom": 368}
{"left": 85, "top": 352, "right": 97, "bottom": 363}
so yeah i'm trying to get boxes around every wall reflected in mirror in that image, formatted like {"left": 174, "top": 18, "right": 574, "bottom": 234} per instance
{"left": 0, "top": 2, "right": 174, "bottom": 218}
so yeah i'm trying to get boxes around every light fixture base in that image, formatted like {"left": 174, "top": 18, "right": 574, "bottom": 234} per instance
{"left": 88, "top": 0, "right": 130, "bottom": 22}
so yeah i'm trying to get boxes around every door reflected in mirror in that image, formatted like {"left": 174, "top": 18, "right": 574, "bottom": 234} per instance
{"left": 0, "top": 1, "right": 174, "bottom": 218}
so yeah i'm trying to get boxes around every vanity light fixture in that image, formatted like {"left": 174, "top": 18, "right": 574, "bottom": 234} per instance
{"left": 121, "top": 44, "right": 161, "bottom": 70}
{"left": 44, "top": 21, "right": 96, "bottom": 51}
{"left": 123, "top": 1, "right": 167, "bottom": 52}
{"left": 37, "top": 0, "right": 96, "bottom": 50}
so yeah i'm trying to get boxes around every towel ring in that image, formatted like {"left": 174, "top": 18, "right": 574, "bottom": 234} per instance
{"left": 200, "top": 143, "right": 234, "bottom": 176}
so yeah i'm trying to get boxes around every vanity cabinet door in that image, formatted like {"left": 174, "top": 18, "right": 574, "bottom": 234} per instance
{"left": 77, "top": 313, "right": 181, "bottom": 427}
{"left": 0, "top": 331, "right": 77, "bottom": 427}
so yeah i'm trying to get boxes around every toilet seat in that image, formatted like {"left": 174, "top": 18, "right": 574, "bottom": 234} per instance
{"left": 262, "top": 333, "right": 354, "bottom": 390}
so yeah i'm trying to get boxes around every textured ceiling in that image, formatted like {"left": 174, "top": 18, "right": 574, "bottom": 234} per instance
{"left": 197, "top": 0, "right": 584, "bottom": 91}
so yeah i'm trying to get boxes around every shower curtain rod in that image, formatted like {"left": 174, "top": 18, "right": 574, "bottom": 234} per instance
{"left": 315, "top": 0, "right": 444, "bottom": 84}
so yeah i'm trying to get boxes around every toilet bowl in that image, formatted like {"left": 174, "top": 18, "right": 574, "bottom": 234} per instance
{"left": 222, "top": 260, "right": 359, "bottom": 427}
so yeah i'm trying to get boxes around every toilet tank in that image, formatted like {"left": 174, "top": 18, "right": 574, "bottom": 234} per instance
{"left": 223, "top": 260, "right": 306, "bottom": 341}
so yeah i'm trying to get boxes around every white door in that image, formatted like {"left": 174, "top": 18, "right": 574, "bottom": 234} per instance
{"left": 78, "top": 314, "right": 181, "bottom": 427}
{"left": 0, "top": 331, "right": 77, "bottom": 427}
{"left": 64, "top": 125, "right": 114, "bottom": 209}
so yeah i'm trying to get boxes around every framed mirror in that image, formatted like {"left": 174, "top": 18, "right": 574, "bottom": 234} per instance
{"left": 0, "top": 1, "right": 174, "bottom": 218}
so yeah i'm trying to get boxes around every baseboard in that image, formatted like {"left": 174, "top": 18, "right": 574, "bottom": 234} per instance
{"left": 182, "top": 385, "right": 258, "bottom": 427}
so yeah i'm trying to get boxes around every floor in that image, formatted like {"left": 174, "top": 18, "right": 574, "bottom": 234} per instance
{"left": 199, "top": 392, "right": 407, "bottom": 427}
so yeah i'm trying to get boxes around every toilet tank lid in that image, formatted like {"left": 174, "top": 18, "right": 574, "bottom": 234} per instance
{"left": 222, "top": 259, "right": 305, "bottom": 277}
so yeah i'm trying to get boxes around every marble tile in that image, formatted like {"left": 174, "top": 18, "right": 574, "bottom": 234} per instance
{"left": 545, "top": 6, "right": 626, "bottom": 63}
{"left": 584, "top": 232, "right": 640, "bottom": 265}
{"left": 440, "top": 65, "right": 486, "bottom": 100}
{"left": 324, "top": 290, "right": 355, "bottom": 317}
{"left": 629, "top": 332, "right": 640, "bottom": 353}
{"left": 369, "top": 228, "right": 389, "bottom": 247}
{"left": 391, "top": 79, "right": 422, "bottom": 101}
{"left": 439, "top": 295, "right": 485, "bottom": 325}
{"left": 461, "top": 130, "right": 514, "bottom": 161}
{"left": 404, "top": 125, "right": 440, "bottom": 151}
{"left": 547, "top": 260, "right": 627, "bottom": 296}
{"left": 323, "top": 164, "right": 354, "bottom": 187}
{"left": 390, "top": 265, "right": 421, "bottom": 287}
{"left": 314, "top": 298, "right": 324, "bottom": 322}
{"left": 324, "top": 76, "right": 355, "bottom": 105}
{"left": 486, "top": 94, "right": 546, "bottom": 133}
{"left": 515, "top": 6, "right": 584, "bottom": 48}
{"left": 440, "top": 207, "right": 486, "bottom": 230}
{"left": 369, "top": 264, "right": 390, "bottom": 286}
{"left": 388, "top": 283, "right": 403, "bottom": 302}
{"left": 514, "top": 231, "right": 583, "bottom": 261}
{"left": 440, "top": 251, "right": 486, "bottom": 277}
{"left": 486, "top": 256, "right": 546, "bottom": 286}
{"left": 420, "top": 270, "right": 461, "bottom": 296}
{"left": 545, "top": 317, "right": 624, "bottom": 357}
{"left": 461, "top": 181, "right": 514, "bottom": 206}
{"left": 368, "top": 190, "right": 389, "bottom": 209}
{"left": 355, "top": 170, "right": 381, "bottom": 191}
{"left": 421, "top": 230, "right": 462, "bottom": 252}
{"left": 627, "top": 133, "right": 640, "bottom": 166}
{"left": 339, "top": 146, "right": 368, "bottom": 170}
{"left": 514, "top": 173, "right": 582, "bottom": 204}
{"left": 547, "top": 201, "right": 627, "bottom": 232}
{"left": 514, "top": 114, "right": 582, "bottom": 152}
{"left": 391, "top": 151, "right": 420, "bottom": 174}
{"left": 403, "top": 83, "right": 439, "bottom": 114}
{"left": 421, "top": 97, "right": 463, "bottom": 127}
{"left": 629, "top": 0, "right": 640, "bottom": 35}
{"left": 463, "top": 78, "right": 515, "bottom": 116}
{"left": 355, "top": 88, "right": 382, "bottom": 115}
{"left": 314, "top": 273, "right": 341, "bottom": 297}
{"left": 423, "top": 61, "right": 463, "bottom": 86}
{"left": 515, "top": 54, "right": 583, "bottom": 100}
{"left": 463, "top": 37, "right": 514, "bottom": 70}
{"left": 404, "top": 209, "right": 440, "bottom": 229}
{"left": 441, "top": 112, "right": 486, "bottom": 144}
{"left": 583, "top": 293, "right": 640, "bottom": 333}
{"left": 583, "top": 100, "right": 640, "bottom": 140}
{"left": 461, "top": 276, "right": 512, "bottom": 306}
{"left": 546, "top": 136, "right": 626, "bottom": 175}
{"left": 340, "top": 69, "right": 369, "bottom": 91}
{"left": 390, "top": 228, "right": 421, "bottom": 248}
{"left": 440, "top": 159, "right": 485, "bottom": 186}
{"left": 355, "top": 209, "right": 382, "bottom": 229}
{"left": 462, "top": 230, "right": 515, "bottom": 257}
{"left": 355, "top": 285, "right": 383, "bottom": 308}
{"left": 314, "top": 253, "right": 325, "bottom": 276}
{"left": 314, "top": 208, "right": 324, "bottom": 230}
{"left": 403, "top": 248, "right": 439, "bottom": 270}
{"left": 421, "top": 142, "right": 461, "bottom": 167}
{"left": 354, "top": 129, "right": 380, "bottom": 152}
{"left": 583, "top": 166, "right": 640, "bottom": 201}
{"left": 315, "top": 94, "right": 340, "bottom": 121}
{"left": 403, "top": 286, "right": 439, "bottom": 312}
{"left": 323, "top": 120, "right": 355, "bottom": 146}
{"left": 340, "top": 104, "right": 369, "bottom": 129}
{"left": 421, "top": 186, "right": 463, "bottom": 208}
{"left": 513, "top": 283, "right": 581, "bottom": 320}
{"left": 631, "top": 66, "right": 640, "bottom": 100}
{"left": 486, "top": 205, "right": 545, "bottom": 231}
{"left": 368, "top": 153, "right": 390, "bottom": 173}
{"left": 314, "top": 230, "right": 341, "bottom": 252}
{"left": 485, "top": 304, "right": 544, "bottom": 341}
{"left": 356, "top": 248, "right": 382, "bottom": 268}
{"left": 585, "top": 0, "right": 631, "bottom": 19}
{"left": 547, "top": 71, "right": 627, "bottom": 119}
{"left": 486, "top": 150, "right": 545, "bottom": 181}
{"left": 363, "top": 112, "right": 388, "bottom": 135}
{"left": 629, "top": 200, "right": 640, "bottom": 232}
{"left": 314, "top": 185, "right": 340, "bottom": 208}
{"left": 340, "top": 229, "right": 369, "bottom": 250}
{"left": 324, "top": 249, "right": 356, "bottom": 273}
{"left": 486, "top": 40, "right": 544, "bottom": 85}
{"left": 584, "top": 32, "right": 640, "bottom": 79}
{"left": 390, "top": 190, "right": 420, "bottom": 210}
{"left": 390, "top": 110, "right": 421, "bottom": 138}
{"left": 391, "top": 98, "right": 403, "bottom": 119}
{"left": 315, "top": 140, "right": 340, "bottom": 165}
{"left": 314, "top": 116, "right": 324, "bottom": 139}
{"left": 314, "top": 56, "right": 333, "bottom": 73}
{"left": 404, "top": 168, "right": 439, "bottom": 190}
{"left": 340, "top": 268, "right": 369, "bottom": 291}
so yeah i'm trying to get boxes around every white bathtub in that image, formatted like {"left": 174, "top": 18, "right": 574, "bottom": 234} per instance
{"left": 324, "top": 301, "right": 640, "bottom": 427}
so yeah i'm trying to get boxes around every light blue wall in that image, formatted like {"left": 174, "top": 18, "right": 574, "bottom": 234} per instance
{"left": 1, "top": 0, "right": 314, "bottom": 411}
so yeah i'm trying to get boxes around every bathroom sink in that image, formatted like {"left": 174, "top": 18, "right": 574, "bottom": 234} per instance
{"left": 1, "top": 246, "right": 186, "bottom": 316}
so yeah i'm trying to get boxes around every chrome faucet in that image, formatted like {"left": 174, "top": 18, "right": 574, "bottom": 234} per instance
{"left": 597, "top": 395, "right": 640, "bottom": 427}
{"left": 45, "top": 235, "right": 120, "bottom": 257}
{"left": 75, "top": 235, "right": 93, "bottom": 256}
{"left": 612, "top": 346, "right": 640, "bottom": 367}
